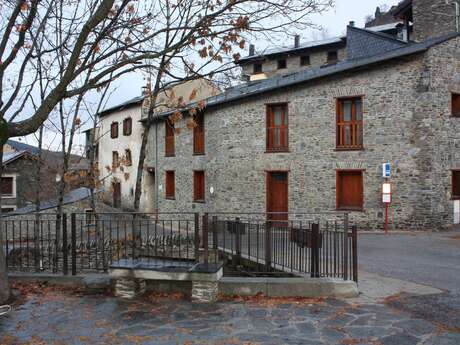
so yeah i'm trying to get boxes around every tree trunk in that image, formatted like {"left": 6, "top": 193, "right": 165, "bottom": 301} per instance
{"left": 0, "top": 146, "right": 10, "bottom": 303}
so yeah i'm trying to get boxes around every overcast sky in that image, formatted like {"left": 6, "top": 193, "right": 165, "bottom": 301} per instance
{"left": 18, "top": 0, "right": 402, "bottom": 153}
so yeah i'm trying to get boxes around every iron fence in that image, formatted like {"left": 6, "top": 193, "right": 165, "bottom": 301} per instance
{"left": 2, "top": 211, "right": 357, "bottom": 282}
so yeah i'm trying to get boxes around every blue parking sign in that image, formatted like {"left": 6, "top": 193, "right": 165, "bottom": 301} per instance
{"left": 383, "top": 163, "right": 391, "bottom": 178}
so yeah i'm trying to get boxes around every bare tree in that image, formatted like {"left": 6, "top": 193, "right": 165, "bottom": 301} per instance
{"left": 0, "top": 0, "right": 333, "bottom": 304}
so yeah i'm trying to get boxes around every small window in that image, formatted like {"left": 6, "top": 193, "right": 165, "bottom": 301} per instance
{"left": 327, "top": 51, "right": 338, "bottom": 64}
{"left": 452, "top": 93, "right": 460, "bottom": 117}
{"left": 165, "top": 119, "right": 175, "bottom": 157}
{"left": 85, "top": 209, "right": 95, "bottom": 225}
{"left": 1, "top": 207, "right": 16, "bottom": 213}
{"left": 112, "top": 151, "right": 119, "bottom": 169}
{"left": 125, "top": 149, "right": 132, "bottom": 166}
{"left": 266, "top": 104, "right": 289, "bottom": 152}
{"left": 336, "top": 97, "right": 364, "bottom": 150}
{"left": 300, "top": 55, "right": 310, "bottom": 66}
{"left": 253, "top": 63, "right": 263, "bottom": 74}
{"left": 110, "top": 122, "right": 119, "bottom": 138}
{"left": 193, "top": 112, "right": 205, "bottom": 155}
{"left": 123, "top": 117, "right": 132, "bottom": 136}
{"left": 193, "top": 171, "right": 205, "bottom": 202}
{"left": 165, "top": 171, "right": 175, "bottom": 199}
{"left": 277, "top": 59, "right": 287, "bottom": 69}
{"left": 337, "top": 170, "right": 364, "bottom": 210}
{"left": 453, "top": 170, "right": 460, "bottom": 199}
{"left": 1, "top": 177, "right": 13, "bottom": 196}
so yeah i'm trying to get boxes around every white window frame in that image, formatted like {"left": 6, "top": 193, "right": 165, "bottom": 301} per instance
{"left": 1, "top": 174, "right": 17, "bottom": 199}
{"left": 2, "top": 205, "right": 17, "bottom": 212}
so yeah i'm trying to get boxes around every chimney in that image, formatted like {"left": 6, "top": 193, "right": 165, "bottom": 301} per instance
{"left": 249, "top": 44, "right": 255, "bottom": 56}
{"left": 294, "top": 35, "right": 300, "bottom": 48}
{"left": 349, "top": 21, "right": 355, "bottom": 27}
{"left": 375, "top": 6, "right": 382, "bottom": 18}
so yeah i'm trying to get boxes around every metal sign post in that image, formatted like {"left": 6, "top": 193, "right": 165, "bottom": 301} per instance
{"left": 382, "top": 182, "right": 392, "bottom": 234}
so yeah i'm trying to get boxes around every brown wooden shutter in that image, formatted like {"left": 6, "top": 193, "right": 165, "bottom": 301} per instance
{"left": 193, "top": 171, "right": 205, "bottom": 201}
{"left": 111, "top": 122, "right": 118, "bottom": 138}
{"left": 165, "top": 171, "right": 175, "bottom": 199}
{"left": 193, "top": 113, "right": 205, "bottom": 154}
{"left": 452, "top": 94, "right": 460, "bottom": 117}
{"left": 1, "top": 177, "right": 13, "bottom": 195}
{"left": 453, "top": 170, "right": 460, "bottom": 199}
{"left": 165, "top": 120, "right": 175, "bottom": 156}
{"left": 337, "top": 171, "right": 364, "bottom": 210}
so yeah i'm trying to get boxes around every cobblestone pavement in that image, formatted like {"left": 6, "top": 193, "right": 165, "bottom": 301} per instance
{"left": 1, "top": 289, "right": 459, "bottom": 345}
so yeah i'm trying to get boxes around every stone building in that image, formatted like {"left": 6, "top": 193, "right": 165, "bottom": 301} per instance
{"left": 93, "top": 79, "right": 219, "bottom": 211}
{"left": 137, "top": 0, "right": 460, "bottom": 230}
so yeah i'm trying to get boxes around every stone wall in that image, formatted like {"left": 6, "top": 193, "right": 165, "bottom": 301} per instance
{"left": 413, "top": 0, "right": 458, "bottom": 41}
{"left": 144, "top": 37, "right": 460, "bottom": 231}
{"left": 241, "top": 47, "right": 347, "bottom": 79}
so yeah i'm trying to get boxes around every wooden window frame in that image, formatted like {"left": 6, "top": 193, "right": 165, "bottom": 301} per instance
{"left": 125, "top": 149, "right": 132, "bottom": 166}
{"left": 253, "top": 63, "right": 263, "bottom": 74}
{"left": 327, "top": 51, "right": 338, "bottom": 64}
{"left": 277, "top": 59, "right": 287, "bottom": 70}
{"left": 123, "top": 117, "right": 132, "bottom": 136}
{"left": 110, "top": 122, "right": 119, "bottom": 138}
{"left": 336, "top": 97, "right": 364, "bottom": 150}
{"left": 1, "top": 175, "right": 16, "bottom": 198}
{"left": 452, "top": 169, "right": 460, "bottom": 200}
{"left": 165, "top": 120, "right": 175, "bottom": 157}
{"left": 336, "top": 169, "right": 364, "bottom": 211}
{"left": 266, "top": 103, "right": 289, "bottom": 153}
{"left": 193, "top": 170, "right": 205, "bottom": 202}
{"left": 112, "top": 151, "right": 119, "bottom": 170}
{"left": 452, "top": 93, "right": 460, "bottom": 117}
{"left": 165, "top": 170, "right": 175, "bottom": 200}
{"left": 300, "top": 55, "right": 310, "bottom": 66}
{"left": 193, "top": 112, "right": 205, "bottom": 155}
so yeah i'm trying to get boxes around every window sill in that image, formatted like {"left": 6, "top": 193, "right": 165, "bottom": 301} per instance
{"left": 265, "top": 149, "right": 290, "bottom": 154}
{"left": 165, "top": 154, "right": 175, "bottom": 158}
{"left": 193, "top": 153, "right": 205, "bottom": 156}
{"left": 165, "top": 197, "right": 175, "bottom": 200}
{"left": 335, "top": 147, "right": 365, "bottom": 152}
{"left": 193, "top": 200, "right": 206, "bottom": 204}
{"left": 336, "top": 207, "right": 365, "bottom": 212}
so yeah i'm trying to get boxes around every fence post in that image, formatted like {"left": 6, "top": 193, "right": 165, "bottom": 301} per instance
{"left": 62, "top": 214, "right": 68, "bottom": 276}
{"left": 71, "top": 213, "right": 77, "bottom": 276}
{"left": 352, "top": 225, "right": 358, "bottom": 283}
{"left": 310, "top": 223, "right": 320, "bottom": 278}
{"left": 212, "top": 216, "right": 218, "bottom": 251}
{"left": 202, "top": 213, "right": 209, "bottom": 265}
{"left": 343, "top": 213, "right": 349, "bottom": 281}
{"left": 265, "top": 221, "right": 272, "bottom": 272}
{"left": 194, "top": 213, "right": 200, "bottom": 262}
{"left": 235, "top": 217, "right": 241, "bottom": 266}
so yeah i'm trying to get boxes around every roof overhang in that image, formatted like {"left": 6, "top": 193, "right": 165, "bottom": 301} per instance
{"left": 392, "top": 0, "right": 413, "bottom": 21}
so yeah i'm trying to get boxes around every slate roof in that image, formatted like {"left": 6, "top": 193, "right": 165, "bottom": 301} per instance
{"left": 152, "top": 30, "right": 460, "bottom": 119}
{"left": 98, "top": 95, "right": 144, "bottom": 117}
{"left": 5, "top": 187, "right": 98, "bottom": 216}
{"left": 237, "top": 36, "right": 345, "bottom": 64}
{"left": 6, "top": 140, "right": 41, "bottom": 155}
{"left": 2, "top": 150, "right": 29, "bottom": 165}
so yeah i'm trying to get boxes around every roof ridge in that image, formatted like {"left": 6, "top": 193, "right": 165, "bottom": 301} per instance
{"left": 348, "top": 25, "right": 408, "bottom": 45}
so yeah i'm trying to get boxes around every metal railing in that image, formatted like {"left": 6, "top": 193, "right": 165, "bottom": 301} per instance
{"left": 2, "top": 212, "right": 358, "bottom": 282}
{"left": 337, "top": 122, "right": 363, "bottom": 149}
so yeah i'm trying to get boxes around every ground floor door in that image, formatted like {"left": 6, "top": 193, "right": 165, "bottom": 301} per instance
{"left": 113, "top": 182, "right": 121, "bottom": 208}
{"left": 267, "top": 171, "right": 288, "bottom": 226}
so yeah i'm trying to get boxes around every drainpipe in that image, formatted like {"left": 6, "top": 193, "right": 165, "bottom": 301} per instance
{"left": 154, "top": 121, "right": 158, "bottom": 214}
{"left": 447, "top": 0, "right": 460, "bottom": 32}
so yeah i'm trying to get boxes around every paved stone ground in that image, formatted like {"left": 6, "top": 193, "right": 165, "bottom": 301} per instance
{"left": 1, "top": 288, "right": 459, "bottom": 345}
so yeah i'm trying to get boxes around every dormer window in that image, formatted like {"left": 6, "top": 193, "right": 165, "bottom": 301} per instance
{"left": 277, "top": 59, "right": 287, "bottom": 70}
{"left": 327, "top": 51, "right": 338, "bottom": 64}
{"left": 253, "top": 63, "right": 263, "bottom": 74}
{"left": 300, "top": 55, "right": 310, "bottom": 66}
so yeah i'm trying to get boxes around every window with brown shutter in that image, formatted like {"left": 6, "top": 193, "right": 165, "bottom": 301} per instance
{"left": 123, "top": 117, "right": 132, "bottom": 136}
{"left": 452, "top": 170, "right": 460, "bottom": 199}
{"left": 193, "top": 112, "right": 205, "bottom": 155}
{"left": 277, "top": 59, "right": 287, "bottom": 69}
{"left": 253, "top": 63, "right": 263, "bottom": 74}
{"left": 125, "top": 149, "right": 132, "bottom": 166}
{"left": 165, "top": 120, "right": 175, "bottom": 157}
{"left": 266, "top": 104, "right": 289, "bottom": 152}
{"left": 336, "top": 170, "right": 364, "bottom": 210}
{"left": 110, "top": 122, "right": 119, "bottom": 138}
{"left": 112, "top": 151, "right": 119, "bottom": 169}
{"left": 1, "top": 177, "right": 13, "bottom": 196}
{"left": 165, "top": 171, "right": 175, "bottom": 199}
{"left": 336, "top": 97, "right": 364, "bottom": 150}
{"left": 452, "top": 93, "right": 460, "bottom": 117}
{"left": 300, "top": 55, "right": 310, "bottom": 66}
{"left": 193, "top": 171, "right": 205, "bottom": 202}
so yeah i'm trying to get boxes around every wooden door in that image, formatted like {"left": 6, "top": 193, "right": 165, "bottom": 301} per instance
{"left": 267, "top": 172, "right": 288, "bottom": 226}
{"left": 113, "top": 182, "right": 121, "bottom": 208}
